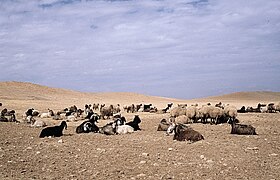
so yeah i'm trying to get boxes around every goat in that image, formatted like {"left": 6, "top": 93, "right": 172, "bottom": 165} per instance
{"left": 167, "top": 123, "right": 204, "bottom": 142}
{"left": 99, "top": 122, "right": 116, "bottom": 135}
{"left": 76, "top": 119, "right": 99, "bottom": 134}
{"left": 230, "top": 121, "right": 257, "bottom": 135}
{"left": 157, "top": 119, "right": 172, "bottom": 131}
{"left": 126, "top": 115, "right": 141, "bottom": 131}
{"left": 39, "top": 121, "right": 67, "bottom": 138}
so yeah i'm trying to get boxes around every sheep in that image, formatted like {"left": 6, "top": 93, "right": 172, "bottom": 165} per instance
{"left": 160, "top": 103, "right": 173, "bottom": 113}
{"left": 198, "top": 105, "right": 214, "bottom": 124}
{"left": 116, "top": 125, "right": 134, "bottom": 135}
{"left": 157, "top": 119, "right": 172, "bottom": 131}
{"left": 170, "top": 106, "right": 187, "bottom": 118}
{"left": 168, "top": 123, "right": 204, "bottom": 142}
{"left": 208, "top": 107, "right": 225, "bottom": 125}
{"left": 112, "top": 104, "right": 121, "bottom": 114}
{"left": 275, "top": 102, "right": 280, "bottom": 112}
{"left": 92, "top": 103, "right": 99, "bottom": 111}
{"left": 100, "top": 105, "right": 114, "bottom": 119}
{"left": 224, "top": 105, "right": 238, "bottom": 123}
{"left": 126, "top": 104, "right": 135, "bottom": 113}
{"left": 31, "top": 119, "right": 47, "bottom": 128}
{"left": 185, "top": 106, "right": 199, "bottom": 123}
{"left": 39, "top": 121, "right": 67, "bottom": 138}
{"left": 230, "top": 121, "right": 257, "bottom": 135}
{"left": 39, "top": 109, "right": 54, "bottom": 118}
{"left": 171, "top": 115, "right": 192, "bottom": 124}
{"left": 177, "top": 104, "right": 187, "bottom": 108}
{"left": 126, "top": 115, "right": 141, "bottom": 131}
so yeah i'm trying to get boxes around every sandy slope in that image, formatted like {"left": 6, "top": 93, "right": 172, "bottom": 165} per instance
{"left": 0, "top": 81, "right": 280, "bottom": 180}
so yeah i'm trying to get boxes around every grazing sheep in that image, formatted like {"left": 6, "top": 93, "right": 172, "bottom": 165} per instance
{"left": 208, "top": 107, "right": 225, "bottom": 125}
{"left": 198, "top": 105, "right": 214, "bottom": 124}
{"left": 116, "top": 125, "right": 134, "bottom": 135}
{"left": 177, "top": 104, "right": 188, "bottom": 108}
{"left": 126, "top": 115, "right": 141, "bottom": 131}
{"left": 185, "top": 106, "right": 199, "bottom": 123}
{"left": 92, "top": 103, "right": 99, "bottom": 111}
{"left": 230, "top": 122, "right": 257, "bottom": 135}
{"left": 112, "top": 104, "right": 121, "bottom": 114}
{"left": 172, "top": 115, "right": 192, "bottom": 124}
{"left": 157, "top": 119, "right": 172, "bottom": 131}
{"left": 100, "top": 105, "right": 114, "bottom": 119}
{"left": 170, "top": 107, "right": 187, "bottom": 118}
{"left": 39, "top": 121, "right": 67, "bottom": 138}
{"left": 224, "top": 105, "right": 238, "bottom": 123}
{"left": 31, "top": 119, "right": 47, "bottom": 128}
{"left": 169, "top": 123, "right": 204, "bottom": 142}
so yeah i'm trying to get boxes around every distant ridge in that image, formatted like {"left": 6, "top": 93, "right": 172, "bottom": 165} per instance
{"left": 203, "top": 91, "right": 280, "bottom": 102}
{"left": 0, "top": 81, "right": 279, "bottom": 104}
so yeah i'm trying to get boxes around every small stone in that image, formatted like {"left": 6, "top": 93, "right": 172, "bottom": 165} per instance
{"left": 168, "top": 148, "right": 173, "bottom": 151}
{"left": 200, "top": 155, "right": 205, "bottom": 159}
{"left": 269, "top": 153, "right": 278, "bottom": 156}
{"left": 139, "top": 161, "right": 146, "bottom": 164}
{"left": 58, "top": 139, "right": 63, "bottom": 143}
{"left": 137, "top": 174, "right": 146, "bottom": 177}
{"left": 36, "top": 151, "right": 40, "bottom": 154}
{"left": 26, "top": 147, "right": 32, "bottom": 150}
{"left": 142, "top": 153, "right": 149, "bottom": 156}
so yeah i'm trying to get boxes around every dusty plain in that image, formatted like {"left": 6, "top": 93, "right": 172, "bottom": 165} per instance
{"left": 0, "top": 82, "right": 279, "bottom": 180}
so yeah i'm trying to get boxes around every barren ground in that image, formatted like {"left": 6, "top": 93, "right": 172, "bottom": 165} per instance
{"left": 0, "top": 82, "right": 279, "bottom": 180}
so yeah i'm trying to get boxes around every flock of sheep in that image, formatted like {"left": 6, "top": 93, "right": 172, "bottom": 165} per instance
{"left": 1, "top": 100, "right": 274, "bottom": 143}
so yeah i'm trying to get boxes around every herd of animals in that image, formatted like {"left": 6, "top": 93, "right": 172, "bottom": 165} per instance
{"left": 1, "top": 101, "right": 280, "bottom": 143}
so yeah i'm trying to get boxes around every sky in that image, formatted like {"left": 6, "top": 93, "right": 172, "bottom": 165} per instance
{"left": 0, "top": 0, "right": 280, "bottom": 99}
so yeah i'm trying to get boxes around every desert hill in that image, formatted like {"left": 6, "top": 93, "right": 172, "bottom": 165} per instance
{"left": 0, "top": 81, "right": 279, "bottom": 112}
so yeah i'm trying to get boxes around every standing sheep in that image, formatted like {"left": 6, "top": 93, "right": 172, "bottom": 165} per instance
{"left": 170, "top": 107, "right": 187, "bottom": 118}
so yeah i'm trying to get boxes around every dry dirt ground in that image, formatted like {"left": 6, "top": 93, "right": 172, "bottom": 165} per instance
{"left": 0, "top": 82, "right": 280, "bottom": 180}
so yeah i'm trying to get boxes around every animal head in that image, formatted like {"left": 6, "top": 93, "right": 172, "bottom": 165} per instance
{"left": 61, "top": 121, "right": 67, "bottom": 130}
{"left": 133, "top": 115, "right": 141, "bottom": 123}
{"left": 166, "top": 123, "right": 176, "bottom": 135}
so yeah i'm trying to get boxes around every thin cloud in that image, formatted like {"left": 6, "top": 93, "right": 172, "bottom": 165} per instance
{"left": 0, "top": 0, "right": 279, "bottom": 99}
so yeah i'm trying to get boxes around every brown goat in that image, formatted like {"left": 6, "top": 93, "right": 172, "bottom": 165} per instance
{"left": 171, "top": 123, "right": 204, "bottom": 142}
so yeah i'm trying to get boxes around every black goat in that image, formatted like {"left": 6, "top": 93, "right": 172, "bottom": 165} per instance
{"left": 126, "top": 115, "right": 141, "bottom": 131}
{"left": 39, "top": 121, "right": 67, "bottom": 138}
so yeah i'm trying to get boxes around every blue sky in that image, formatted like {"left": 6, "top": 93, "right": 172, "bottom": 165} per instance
{"left": 0, "top": 0, "right": 280, "bottom": 99}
